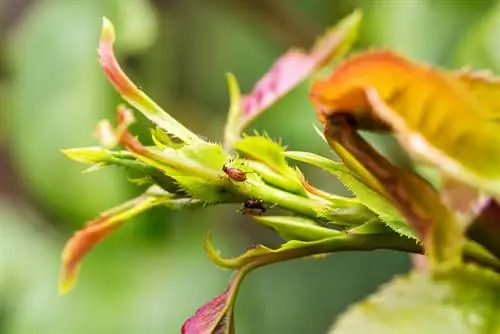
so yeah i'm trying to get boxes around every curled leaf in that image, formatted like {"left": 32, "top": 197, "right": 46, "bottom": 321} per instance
{"left": 228, "top": 10, "right": 362, "bottom": 137}
{"left": 205, "top": 230, "right": 420, "bottom": 271}
{"left": 99, "top": 17, "right": 200, "bottom": 143}
{"left": 322, "top": 116, "right": 462, "bottom": 266}
{"left": 311, "top": 51, "right": 500, "bottom": 196}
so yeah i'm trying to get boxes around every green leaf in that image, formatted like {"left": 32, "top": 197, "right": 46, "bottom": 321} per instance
{"left": 150, "top": 127, "right": 184, "bottom": 150}
{"left": 329, "top": 264, "right": 500, "bottom": 334}
{"left": 62, "top": 147, "right": 179, "bottom": 193}
{"left": 235, "top": 134, "right": 306, "bottom": 196}
{"left": 284, "top": 151, "right": 416, "bottom": 240}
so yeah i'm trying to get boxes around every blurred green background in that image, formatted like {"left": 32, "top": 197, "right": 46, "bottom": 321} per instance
{"left": 1, "top": 0, "right": 499, "bottom": 333}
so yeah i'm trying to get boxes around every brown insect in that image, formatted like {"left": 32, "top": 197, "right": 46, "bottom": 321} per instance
{"left": 222, "top": 164, "right": 247, "bottom": 182}
{"left": 240, "top": 199, "right": 266, "bottom": 215}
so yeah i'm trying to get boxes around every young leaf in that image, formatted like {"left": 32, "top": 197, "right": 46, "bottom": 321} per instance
{"left": 62, "top": 146, "right": 113, "bottom": 165}
{"left": 311, "top": 50, "right": 500, "bottom": 196}
{"left": 182, "top": 280, "right": 237, "bottom": 334}
{"left": 59, "top": 186, "right": 178, "bottom": 295}
{"left": 329, "top": 264, "right": 500, "bottom": 334}
{"left": 99, "top": 17, "right": 201, "bottom": 143}
{"left": 285, "top": 151, "right": 416, "bottom": 240}
{"left": 62, "top": 146, "right": 180, "bottom": 193}
{"left": 235, "top": 134, "right": 306, "bottom": 196}
{"left": 229, "top": 10, "right": 362, "bottom": 137}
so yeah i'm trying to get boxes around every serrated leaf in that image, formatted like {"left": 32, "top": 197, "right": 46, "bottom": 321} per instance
{"left": 311, "top": 50, "right": 500, "bottom": 196}
{"left": 120, "top": 122, "right": 245, "bottom": 203}
{"left": 234, "top": 10, "right": 363, "bottom": 134}
{"left": 329, "top": 264, "right": 500, "bottom": 334}
{"left": 284, "top": 151, "right": 416, "bottom": 240}
{"left": 234, "top": 134, "right": 306, "bottom": 195}
{"left": 235, "top": 134, "right": 288, "bottom": 172}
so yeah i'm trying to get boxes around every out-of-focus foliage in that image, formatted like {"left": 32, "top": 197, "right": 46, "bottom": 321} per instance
{"left": 1, "top": 0, "right": 498, "bottom": 333}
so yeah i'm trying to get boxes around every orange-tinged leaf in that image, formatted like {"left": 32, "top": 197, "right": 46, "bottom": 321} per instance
{"left": 59, "top": 191, "right": 167, "bottom": 295}
{"left": 311, "top": 51, "right": 500, "bottom": 196}
{"left": 99, "top": 18, "right": 140, "bottom": 102}
{"left": 99, "top": 17, "right": 200, "bottom": 143}
{"left": 59, "top": 215, "right": 120, "bottom": 295}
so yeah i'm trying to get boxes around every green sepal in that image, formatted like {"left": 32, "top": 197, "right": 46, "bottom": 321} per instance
{"left": 251, "top": 215, "right": 342, "bottom": 241}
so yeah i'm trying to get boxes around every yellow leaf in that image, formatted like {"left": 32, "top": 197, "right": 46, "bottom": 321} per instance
{"left": 311, "top": 51, "right": 500, "bottom": 196}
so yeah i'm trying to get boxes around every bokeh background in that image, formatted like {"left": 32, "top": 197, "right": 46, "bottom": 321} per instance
{"left": 1, "top": 0, "right": 499, "bottom": 333}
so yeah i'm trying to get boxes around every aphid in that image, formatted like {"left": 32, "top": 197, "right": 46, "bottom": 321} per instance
{"left": 240, "top": 199, "right": 266, "bottom": 215}
{"left": 222, "top": 163, "right": 247, "bottom": 182}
